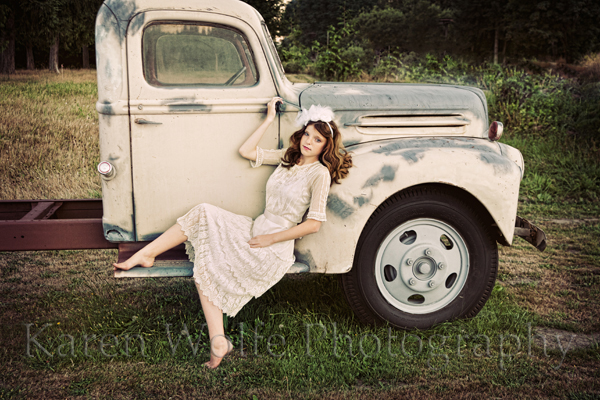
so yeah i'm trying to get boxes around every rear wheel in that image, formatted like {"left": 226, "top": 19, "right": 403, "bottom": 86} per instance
{"left": 340, "top": 186, "right": 498, "bottom": 329}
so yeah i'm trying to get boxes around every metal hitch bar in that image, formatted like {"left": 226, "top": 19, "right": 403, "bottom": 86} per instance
{"left": 514, "top": 216, "right": 547, "bottom": 251}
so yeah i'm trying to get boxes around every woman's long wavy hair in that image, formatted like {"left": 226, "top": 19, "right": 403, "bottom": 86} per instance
{"left": 281, "top": 120, "right": 352, "bottom": 184}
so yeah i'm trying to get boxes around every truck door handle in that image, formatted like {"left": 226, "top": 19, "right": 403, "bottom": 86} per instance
{"left": 135, "top": 118, "right": 162, "bottom": 125}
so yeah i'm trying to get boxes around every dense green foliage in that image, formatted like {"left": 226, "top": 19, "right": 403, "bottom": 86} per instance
{"left": 354, "top": 1, "right": 452, "bottom": 54}
{"left": 2, "top": 0, "right": 600, "bottom": 71}
{"left": 283, "top": 0, "right": 600, "bottom": 63}
{"left": 503, "top": 0, "right": 600, "bottom": 62}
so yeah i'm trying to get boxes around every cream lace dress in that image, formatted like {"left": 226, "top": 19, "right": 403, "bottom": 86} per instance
{"left": 176, "top": 147, "right": 331, "bottom": 317}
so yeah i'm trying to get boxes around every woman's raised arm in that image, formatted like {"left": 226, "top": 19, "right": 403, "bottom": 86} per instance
{"left": 239, "top": 97, "right": 281, "bottom": 161}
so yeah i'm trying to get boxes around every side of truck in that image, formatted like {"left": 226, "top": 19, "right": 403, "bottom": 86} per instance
{"left": 0, "top": 0, "right": 546, "bottom": 331}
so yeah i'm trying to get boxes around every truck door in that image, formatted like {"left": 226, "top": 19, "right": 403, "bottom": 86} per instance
{"left": 126, "top": 11, "right": 279, "bottom": 240}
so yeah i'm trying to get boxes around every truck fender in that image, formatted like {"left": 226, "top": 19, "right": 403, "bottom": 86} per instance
{"left": 294, "top": 137, "right": 521, "bottom": 273}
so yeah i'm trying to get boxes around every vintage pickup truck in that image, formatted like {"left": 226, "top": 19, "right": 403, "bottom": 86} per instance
{"left": 93, "top": 0, "right": 546, "bottom": 329}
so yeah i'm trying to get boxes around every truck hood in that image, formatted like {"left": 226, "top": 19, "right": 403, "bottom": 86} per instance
{"left": 298, "top": 82, "right": 489, "bottom": 142}
{"left": 299, "top": 82, "right": 487, "bottom": 112}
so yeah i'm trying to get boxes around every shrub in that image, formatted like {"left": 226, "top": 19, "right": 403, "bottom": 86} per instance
{"left": 579, "top": 53, "right": 600, "bottom": 82}
{"left": 279, "top": 45, "right": 311, "bottom": 74}
{"left": 279, "top": 43, "right": 311, "bottom": 74}
{"left": 313, "top": 25, "right": 371, "bottom": 81}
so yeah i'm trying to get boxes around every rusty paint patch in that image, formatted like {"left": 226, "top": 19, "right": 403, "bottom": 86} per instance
{"left": 103, "top": 221, "right": 135, "bottom": 242}
{"left": 362, "top": 164, "right": 398, "bottom": 188}
{"left": 479, "top": 153, "right": 514, "bottom": 175}
{"left": 294, "top": 248, "right": 316, "bottom": 269}
{"left": 139, "top": 231, "right": 163, "bottom": 241}
{"left": 327, "top": 194, "right": 355, "bottom": 219}
{"left": 372, "top": 137, "right": 499, "bottom": 155}
{"left": 401, "top": 149, "right": 426, "bottom": 164}
{"left": 353, "top": 195, "right": 370, "bottom": 207}
{"left": 372, "top": 142, "right": 427, "bottom": 163}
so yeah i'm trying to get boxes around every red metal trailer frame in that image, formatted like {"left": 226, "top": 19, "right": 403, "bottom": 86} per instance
{"left": 0, "top": 199, "right": 116, "bottom": 251}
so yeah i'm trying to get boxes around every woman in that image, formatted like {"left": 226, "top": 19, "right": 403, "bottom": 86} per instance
{"left": 113, "top": 97, "right": 352, "bottom": 368}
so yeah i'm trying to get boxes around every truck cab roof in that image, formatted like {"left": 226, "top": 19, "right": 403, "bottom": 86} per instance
{"left": 103, "top": 0, "right": 263, "bottom": 26}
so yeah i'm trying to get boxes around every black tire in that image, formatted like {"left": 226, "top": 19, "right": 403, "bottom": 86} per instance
{"left": 340, "top": 186, "right": 498, "bottom": 330}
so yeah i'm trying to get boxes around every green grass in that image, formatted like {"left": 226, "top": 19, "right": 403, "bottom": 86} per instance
{"left": 0, "top": 269, "right": 568, "bottom": 392}
{"left": 503, "top": 134, "right": 600, "bottom": 203}
{"left": 2, "top": 264, "right": 596, "bottom": 397}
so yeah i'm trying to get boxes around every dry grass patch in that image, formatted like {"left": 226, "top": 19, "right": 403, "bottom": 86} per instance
{"left": 0, "top": 69, "right": 101, "bottom": 200}
{"left": 532, "top": 53, "right": 600, "bottom": 82}
{"left": 1, "top": 69, "right": 99, "bottom": 84}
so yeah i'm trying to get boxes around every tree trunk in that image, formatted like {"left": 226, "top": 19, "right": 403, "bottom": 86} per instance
{"left": 502, "top": 38, "right": 507, "bottom": 65}
{"left": 26, "top": 44, "right": 35, "bottom": 70}
{"left": 82, "top": 45, "right": 90, "bottom": 69}
{"left": 0, "top": 12, "right": 16, "bottom": 75}
{"left": 493, "top": 27, "right": 499, "bottom": 64}
{"left": 49, "top": 34, "right": 60, "bottom": 73}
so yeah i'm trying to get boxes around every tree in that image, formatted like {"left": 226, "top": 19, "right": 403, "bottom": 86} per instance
{"left": 283, "top": 0, "right": 379, "bottom": 46}
{"left": 27, "top": 0, "right": 64, "bottom": 73}
{"left": 451, "top": 0, "right": 509, "bottom": 63}
{"left": 449, "top": 0, "right": 600, "bottom": 63}
{"left": 506, "top": 0, "right": 600, "bottom": 62}
{"left": 354, "top": 0, "right": 454, "bottom": 55}
{"left": 241, "top": 0, "right": 284, "bottom": 38}
{"left": 19, "top": 0, "right": 49, "bottom": 70}
{"left": 62, "top": 0, "right": 104, "bottom": 68}
{"left": 353, "top": 7, "right": 406, "bottom": 52}
{"left": 0, "top": 2, "right": 15, "bottom": 74}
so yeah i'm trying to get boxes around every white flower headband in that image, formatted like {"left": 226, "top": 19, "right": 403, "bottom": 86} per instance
{"left": 295, "top": 104, "right": 335, "bottom": 135}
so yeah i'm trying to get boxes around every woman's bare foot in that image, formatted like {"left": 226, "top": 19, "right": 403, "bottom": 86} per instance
{"left": 112, "top": 250, "right": 155, "bottom": 271}
{"left": 204, "top": 335, "right": 233, "bottom": 369}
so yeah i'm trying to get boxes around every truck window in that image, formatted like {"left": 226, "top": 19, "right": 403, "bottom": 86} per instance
{"left": 142, "top": 22, "right": 258, "bottom": 87}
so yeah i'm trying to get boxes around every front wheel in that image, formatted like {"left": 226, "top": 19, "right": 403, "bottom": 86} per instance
{"left": 340, "top": 187, "right": 498, "bottom": 330}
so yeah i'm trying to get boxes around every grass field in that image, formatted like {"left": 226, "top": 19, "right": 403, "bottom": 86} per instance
{"left": 0, "top": 70, "right": 599, "bottom": 399}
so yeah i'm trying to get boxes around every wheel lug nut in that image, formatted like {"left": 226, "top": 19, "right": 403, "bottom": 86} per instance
{"left": 425, "top": 248, "right": 431, "bottom": 256}
{"left": 438, "top": 262, "right": 445, "bottom": 270}
{"left": 428, "top": 280, "right": 435, "bottom": 288}
{"left": 406, "top": 259, "right": 414, "bottom": 266}
{"left": 408, "top": 278, "right": 416, "bottom": 286}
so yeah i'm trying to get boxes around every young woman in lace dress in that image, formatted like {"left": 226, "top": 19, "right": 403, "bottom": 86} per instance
{"left": 113, "top": 97, "right": 352, "bottom": 368}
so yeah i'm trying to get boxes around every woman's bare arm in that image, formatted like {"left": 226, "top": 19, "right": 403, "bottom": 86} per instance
{"left": 247, "top": 219, "right": 322, "bottom": 248}
{"left": 239, "top": 97, "right": 281, "bottom": 161}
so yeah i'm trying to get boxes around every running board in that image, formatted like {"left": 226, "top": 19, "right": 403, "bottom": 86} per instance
{"left": 114, "top": 242, "right": 310, "bottom": 278}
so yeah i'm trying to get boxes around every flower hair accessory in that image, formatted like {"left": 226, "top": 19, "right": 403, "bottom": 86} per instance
{"left": 295, "top": 104, "right": 335, "bottom": 134}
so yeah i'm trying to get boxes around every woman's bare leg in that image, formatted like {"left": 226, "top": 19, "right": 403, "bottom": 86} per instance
{"left": 195, "top": 281, "right": 232, "bottom": 368}
{"left": 113, "top": 223, "right": 188, "bottom": 271}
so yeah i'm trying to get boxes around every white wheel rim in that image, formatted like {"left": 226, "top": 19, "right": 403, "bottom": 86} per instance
{"left": 374, "top": 218, "right": 469, "bottom": 314}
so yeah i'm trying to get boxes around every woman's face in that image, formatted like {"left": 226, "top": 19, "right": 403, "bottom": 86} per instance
{"left": 300, "top": 124, "right": 327, "bottom": 159}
